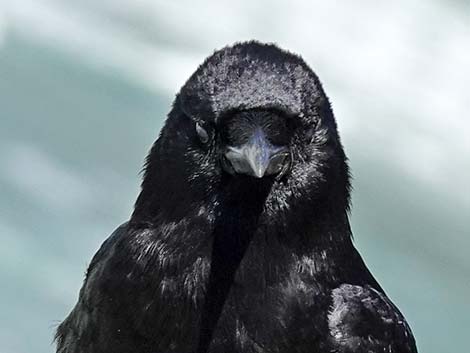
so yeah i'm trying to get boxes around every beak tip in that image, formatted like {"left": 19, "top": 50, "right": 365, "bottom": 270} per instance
{"left": 249, "top": 162, "right": 268, "bottom": 179}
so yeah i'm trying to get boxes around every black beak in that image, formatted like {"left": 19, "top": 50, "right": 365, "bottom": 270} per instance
{"left": 222, "top": 129, "right": 290, "bottom": 178}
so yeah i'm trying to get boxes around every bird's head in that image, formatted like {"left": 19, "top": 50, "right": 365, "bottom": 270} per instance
{"left": 133, "top": 41, "right": 350, "bottom": 225}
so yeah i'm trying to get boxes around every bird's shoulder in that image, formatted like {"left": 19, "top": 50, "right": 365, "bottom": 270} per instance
{"left": 85, "top": 222, "right": 129, "bottom": 277}
{"left": 327, "top": 283, "right": 417, "bottom": 353}
{"left": 55, "top": 223, "right": 129, "bottom": 353}
{"left": 82, "top": 220, "right": 210, "bottom": 298}
{"left": 56, "top": 220, "right": 212, "bottom": 352}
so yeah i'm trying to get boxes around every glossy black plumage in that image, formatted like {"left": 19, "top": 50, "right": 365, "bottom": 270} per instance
{"left": 56, "top": 41, "right": 417, "bottom": 353}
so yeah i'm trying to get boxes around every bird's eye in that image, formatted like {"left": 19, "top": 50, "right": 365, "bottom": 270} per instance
{"left": 306, "top": 119, "right": 321, "bottom": 143}
{"left": 306, "top": 126, "right": 316, "bottom": 143}
{"left": 195, "top": 122, "right": 209, "bottom": 144}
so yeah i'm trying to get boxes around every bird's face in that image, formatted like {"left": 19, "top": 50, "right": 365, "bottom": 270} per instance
{"left": 183, "top": 106, "right": 340, "bottom": 191}
{"left": 138, "top": 97, "right": 348, "bottom": 228}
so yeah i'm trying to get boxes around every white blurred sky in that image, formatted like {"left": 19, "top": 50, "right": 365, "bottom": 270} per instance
{"left": 1, "top": 0, "right": 468, "bottom": 209}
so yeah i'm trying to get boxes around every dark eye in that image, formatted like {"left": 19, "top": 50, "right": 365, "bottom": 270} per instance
{"left": 306, "top": 126, "right": 316, "bottom": 143}
{"left": 306, "top": 118, "right": 320, "bottom": 143}
{"left": 195, "top": 122, "right": 209, "bottom": 144}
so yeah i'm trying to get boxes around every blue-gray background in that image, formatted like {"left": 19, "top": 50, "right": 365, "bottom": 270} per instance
{"left": 0, "top": 1, "right": 469, "bottom": 352}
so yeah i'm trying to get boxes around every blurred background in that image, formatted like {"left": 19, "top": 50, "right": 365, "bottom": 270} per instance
{"left": 0, "top": 0, "right": 469, "bottom": 352}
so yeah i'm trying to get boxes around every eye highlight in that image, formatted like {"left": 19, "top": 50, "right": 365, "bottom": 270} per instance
{"left": 195, "top": 122, "right": 209, "bottom": 144}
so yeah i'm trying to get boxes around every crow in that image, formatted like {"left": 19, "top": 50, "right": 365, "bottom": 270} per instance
{"left": 56, "top": 41, "right": 417, "bottom": 353}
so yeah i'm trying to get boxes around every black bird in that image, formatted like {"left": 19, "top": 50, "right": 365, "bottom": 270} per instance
{"left": 56, "top": 41, "right": 417, "bottom": 353}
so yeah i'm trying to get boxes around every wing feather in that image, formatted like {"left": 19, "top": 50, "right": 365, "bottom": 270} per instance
{"left": 328, "top": 284, "right": 417, "bottom": 353}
